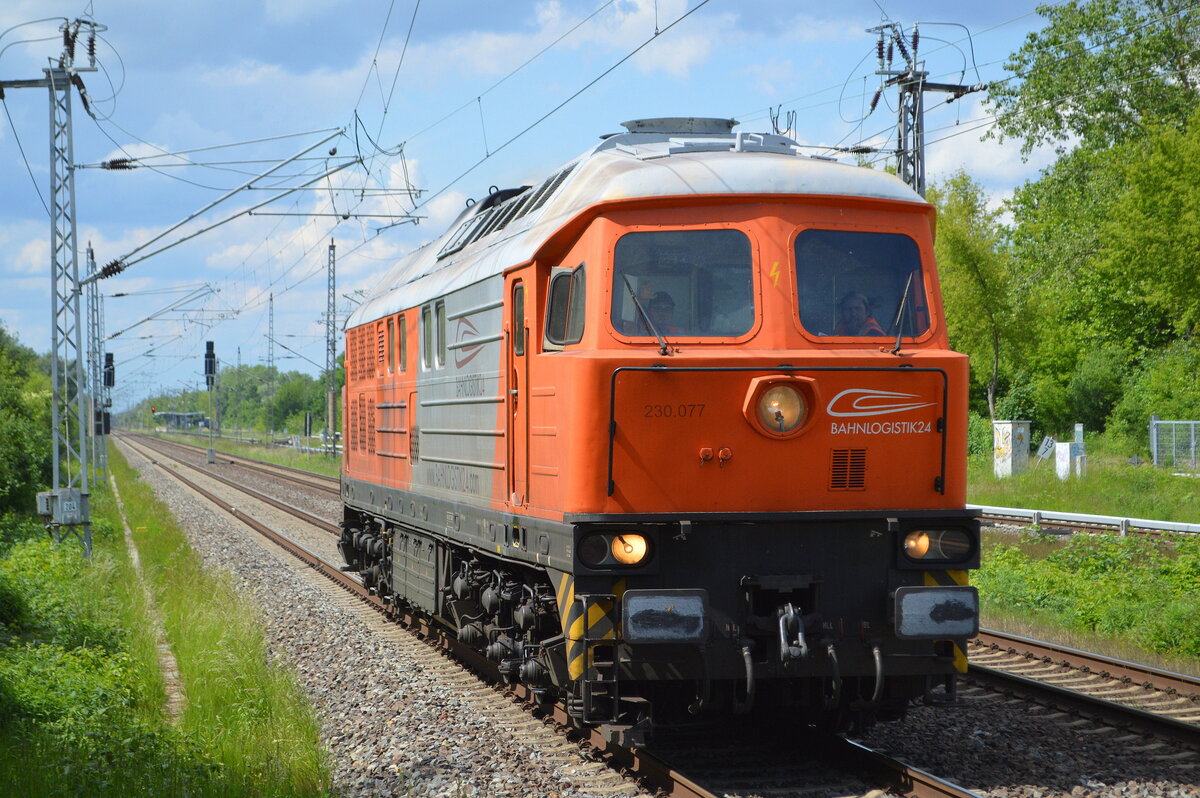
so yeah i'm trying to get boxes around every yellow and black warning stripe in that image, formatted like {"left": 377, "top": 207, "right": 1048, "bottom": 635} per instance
{"left": 556, "top": 572, "right": 627, "bottom": 680}
{"left": 924, "top": 569, "right": 970, "bottom": 673}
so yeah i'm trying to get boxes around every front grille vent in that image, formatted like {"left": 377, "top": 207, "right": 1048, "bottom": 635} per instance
{"left": 829, "top": 449, "right": 867, "bottom": 490}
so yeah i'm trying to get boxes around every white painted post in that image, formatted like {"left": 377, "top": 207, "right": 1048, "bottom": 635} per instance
{"left": 993, "top": 420, "right": 1031, "bottom": 478}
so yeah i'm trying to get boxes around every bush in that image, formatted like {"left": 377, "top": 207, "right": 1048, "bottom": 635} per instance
{"left": 966, "top": 411, "right": 993, "bottom": 462}
{"left": 976, "top": 534, "right": 1200, "bottom": 659}
{"left": 1108, "top": 338, "right": 1200, "bottom": 450}
{"left": 1067, "top": 344, "right": 1128, "bottom": 432}
{"left": 0, "top": 354, "right": 51, "bottom": 514}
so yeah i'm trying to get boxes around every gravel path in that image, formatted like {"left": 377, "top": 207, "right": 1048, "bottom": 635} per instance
{"left": 116, "top": 440, "right": 653, "bottom": 798}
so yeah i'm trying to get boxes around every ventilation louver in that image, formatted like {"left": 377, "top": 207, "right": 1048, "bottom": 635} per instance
{"left": 829, "top": 449, "right": 867, "bottom": 490}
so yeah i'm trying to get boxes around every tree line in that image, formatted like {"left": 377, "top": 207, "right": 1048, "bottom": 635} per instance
{"left": 928, "top": 0, "right": 1200, "bottom": 452}
{"left": 119, "top": 360, "right": 345, "bottom": 439}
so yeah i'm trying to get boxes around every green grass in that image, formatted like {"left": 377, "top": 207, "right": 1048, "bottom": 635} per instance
{"left": 967, "top": 445, "right": 1200, "bottom": 523}
{"left": 0, "top": 445, "right": 334, "bottom": 797}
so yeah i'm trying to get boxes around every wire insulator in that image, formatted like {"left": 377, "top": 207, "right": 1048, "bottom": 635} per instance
{"left": 912, "top": 24, "right": 919, "bottom": 56}
{"left": 896, "top": 33, "right": 909, "bottom": 62}
{"left": 102, "top": 158, "right": 136, "bottom": 170}
{"left": 868, "top": 90, "right": 881, "bottom": 115}
{"left": 876, "top": 36, "right": 884, "bottom": 68}
{"left": 101, "top": 260, "right": 127, "bottom": 279}
{"left": 886, "top": 42, "right": 893, "bottom": 66}
{"left": 70, "top": 74, "right": 91, "bottom": 113}
{"left": 88, "top": 34, "right": 96, "bottom": 61}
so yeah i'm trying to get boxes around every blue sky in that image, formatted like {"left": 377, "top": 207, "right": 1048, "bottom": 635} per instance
{"left": 0, "top": 0, "right": 1059, "bottom": 410}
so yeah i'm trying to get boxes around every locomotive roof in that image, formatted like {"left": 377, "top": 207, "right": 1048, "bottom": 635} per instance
{"left": 347, "top": 118, "right": 926, "bottom": 330}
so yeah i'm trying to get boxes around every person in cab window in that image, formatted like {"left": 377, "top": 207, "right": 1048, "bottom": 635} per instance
{"left": 834, "top": 291, "right": 885, "bottom": 336}
{"left": 712, "top": 276, "right": 754, "bottom": 335}
{"left": 643, "top": 291, "right": 682, "bottom": 335}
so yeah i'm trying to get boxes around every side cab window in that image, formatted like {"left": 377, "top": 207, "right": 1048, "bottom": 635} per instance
{"left": 421, "top": 305, "right": 433, "bottom": 370}
{"left": 544, "top": 264, "right": 586, "bottom": 349}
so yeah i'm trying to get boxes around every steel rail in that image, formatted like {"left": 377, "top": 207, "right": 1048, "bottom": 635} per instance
{"left": 123, "top": 434, "right": 339, "bottom": 534}
{"left": 827, "top": 738, "right": 986, "bottom": 798}
{"left": 967, "top": 665, "right": 1200, "bottom": 749}
{"left": 120, "top": 435, "right": 980, "bottom": 798}
{"left": 125, "top": 431, "right": 340, "bottom": 494}
{"left": 972, "top": 504, "right": 1200, "bottom": 536}
{"left": 975, "top": 628, "right": 1200, "bottom": 697}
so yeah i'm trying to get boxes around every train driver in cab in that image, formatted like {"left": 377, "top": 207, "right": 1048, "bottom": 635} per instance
{"left": 642, "top": 291, "right": 682, "bottom": 335}
{"left": 834, "top": 291, "right": 885, "bottom": 336}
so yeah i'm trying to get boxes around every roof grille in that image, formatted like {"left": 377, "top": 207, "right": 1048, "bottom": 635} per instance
{"left": 829, "top": 449, "right": 867, "bottom": 491}
{"left": 436, "top": 163, "right": 577, "bottom": 260}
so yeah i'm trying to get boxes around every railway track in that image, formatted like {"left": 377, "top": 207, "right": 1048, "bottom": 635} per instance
{"left": 969, "top": 630, "right": 1200, "bottom": 743}
{"left": 116, "top": 432, "right": 984, "bottom": 798}
{"left": 135, "top": 433, "right": 340, "bottom": 495}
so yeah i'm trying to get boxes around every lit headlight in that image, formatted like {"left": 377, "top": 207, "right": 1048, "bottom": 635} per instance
{"left": 743, "top": 376, "right": 815, "bottom": 439}
{"left": 578, "top": 532, "right": 652, "bottom": 568}
{"left": 611, "top": 534, "right": 648, "bottom": 565}
{"left": 903, "top": 529, "right": 973, "bottom": 561}
{"left": 758, "top": 385, "right": 806, "bottom": 433}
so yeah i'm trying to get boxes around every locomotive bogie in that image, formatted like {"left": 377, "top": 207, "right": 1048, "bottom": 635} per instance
{"left": 339, "top": 118, "right": 981, "bottom": 736}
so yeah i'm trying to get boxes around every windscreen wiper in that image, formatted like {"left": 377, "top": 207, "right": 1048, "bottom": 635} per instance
{"left": 888, "top": 271, "right": 914, "bottom": 355}
{"left": 623, "top": 276, "right": 671, "bottom": 356}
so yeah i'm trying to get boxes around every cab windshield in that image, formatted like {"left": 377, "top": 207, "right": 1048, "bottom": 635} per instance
{"left": 794, "top": 229, "right": 929, "bottom": 338}
{"left": 611, "top": 229, "right": 753, "bottom": 337}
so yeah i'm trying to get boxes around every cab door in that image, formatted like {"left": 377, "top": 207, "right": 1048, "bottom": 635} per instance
{"left": 505, "top": 273, "right": 529, "bottom": 506}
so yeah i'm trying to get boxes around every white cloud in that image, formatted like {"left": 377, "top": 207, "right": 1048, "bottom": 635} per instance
{"left": 739, "top": 57, "right": 802, "bottom": 97}
{"left": 923, "top": 99, "right": 1058, "bottom": 193}
{"left": 14, "top": 237, "right": 47, "bottom": 275}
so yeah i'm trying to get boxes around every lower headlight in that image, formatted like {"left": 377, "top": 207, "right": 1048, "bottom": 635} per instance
{"left": 903, "top": 528, "right": 973, "bottom": 561}
{"left": 578, "top": 532, "right": 652, "bottom": 568}
{"left": 611, "top": 534, "right": 648, "bottom": 565}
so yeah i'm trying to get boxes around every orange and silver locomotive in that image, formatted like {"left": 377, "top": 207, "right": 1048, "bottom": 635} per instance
{"left": 339, "top": 118, "right": 979, "bottom": 741}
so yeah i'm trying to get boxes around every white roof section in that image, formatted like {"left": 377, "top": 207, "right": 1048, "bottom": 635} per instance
{"left": 348, "top": 119, "right": 926, "bottom": 329}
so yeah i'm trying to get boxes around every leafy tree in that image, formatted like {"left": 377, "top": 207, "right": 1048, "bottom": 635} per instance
{"left": 0, "top": 325, "right": 51, "bottom": 512}
{"left": 1094, "top": 108, "right": 1200, "bottom": 338}
{"left": 928, "top": 171, "right": 1021, "bottom": 418}
{"left": 1108, "top": 338, "right": 1200, "bottom": 447}
{"left": 1067, "top": 343, "right": 1129, "bottom": 431}
{"left": 267, "top": 371, "right": 323, "bottom": 433}
{"left": 986, "top": 0, "right": 1200, "bottom": 154}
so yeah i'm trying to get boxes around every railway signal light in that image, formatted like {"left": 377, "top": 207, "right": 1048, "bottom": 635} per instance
{"left": 204, "top": 341, "right": 216, "bottom": 388}
{"left": 103, "top": 352, "right": 114, "bottom": 387}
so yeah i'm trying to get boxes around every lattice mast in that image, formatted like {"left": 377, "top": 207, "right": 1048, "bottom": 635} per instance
{"left": 325, "top": 240, "right": 337, "bottom": 454}
{"left": 869, "top": 22, "right": 984, "bottom": 197}
{"left": 1, "top": 20, "right": 104, "bottom": 555}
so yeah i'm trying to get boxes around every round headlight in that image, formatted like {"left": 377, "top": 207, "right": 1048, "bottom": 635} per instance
{"left": 578, "top": 534, "right": 610, "bottom": 567}
{"left": 610, "top": 534, "right": 648, "bottom": 565}
{"left": 758, "top": 385, "right": 806, "bottom": 433}
{"left": 903, "top": 529, "right": 973, "bottom": 561}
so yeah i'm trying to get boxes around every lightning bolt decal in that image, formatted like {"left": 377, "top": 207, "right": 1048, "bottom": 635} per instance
{"left": 769, "top": 261, "right": 781, "bottom": 288}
